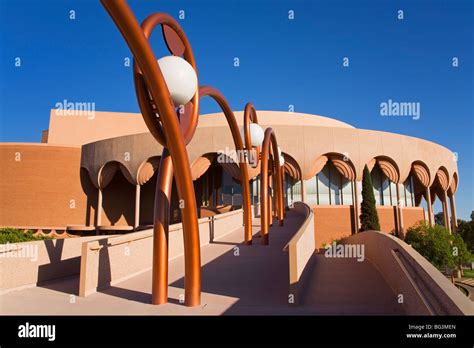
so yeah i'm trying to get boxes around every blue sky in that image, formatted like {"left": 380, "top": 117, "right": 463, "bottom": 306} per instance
{"left": 0, "top": 0, "right": 472, "bottom": 219}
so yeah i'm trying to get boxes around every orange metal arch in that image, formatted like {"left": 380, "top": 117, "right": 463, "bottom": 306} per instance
{"left": 101, "top": 0, "right": 201, "bottom": 307}
{"left": 260, "top": 128, "right": 285, "bottom": 245}
{"left": 199, "top": 86, "right": 253, "bottom": 245}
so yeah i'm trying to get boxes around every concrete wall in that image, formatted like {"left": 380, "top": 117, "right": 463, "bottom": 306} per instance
{"left": 0, "top": 235, "right": 109, "bottom": 294}
{"left": 79, "top": 209, "right": 244, "bottom": 297}
{"left": 0, "top": 144, "right": 92, "bottom": 228}
{"left": 342, "top": 232, "right": 474, "bottom": 315}
{"left": 288, "top": 202, "right": 315, "bottom": 304}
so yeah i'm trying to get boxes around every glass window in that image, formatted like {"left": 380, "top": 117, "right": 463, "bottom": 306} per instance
{"left": 305, "top": 177, "right": 317, "bottom": 206}
{"left": 371, "top": 166, "right": 383, "bottom": 206}
{"left": 329, "top": 164, "right": 342, "bottom": 205}
{"left": 342, "top": 178, "right": 353, "bottom": 205}
{"left": 317, "top": 165, "right": 331, "bottom": 205}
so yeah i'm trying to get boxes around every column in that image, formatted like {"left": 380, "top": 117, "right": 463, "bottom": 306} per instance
{"left": 425, "top": 188, "right": 434, "bottom": 226}
{"left": 442, "top": 191, "right": 451, "bottom": 233}
{"left": 96, "top": 188, "right": 103, "bottom": 235}
{"left": 134, "top": 184, "right": 141, "bottom": 230}
{"left": 396, "top": 183, "right": 405, "bottom": 238}
{"left": 353, "top": 180, "right": 360, "bottom": 233}
{"left": 449, "top": 192, "right": 458, "bottom": 232}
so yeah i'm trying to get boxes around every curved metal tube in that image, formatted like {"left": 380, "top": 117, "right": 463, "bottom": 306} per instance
{"left": 260, "top": 128, "right": 284, "bottom": 244}
{"left": 199, "top": 86, "right": 253, "bottom": 244}
{"left": 101, "top": 0, "right": 201, "bottom": 307}
{"left": 243, "top": 103, "right": 260, "bottom": 168}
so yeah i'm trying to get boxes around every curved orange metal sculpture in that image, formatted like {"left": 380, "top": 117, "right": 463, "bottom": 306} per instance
{"left": 199, "top": 87, "right": 253, "bottom": 245}
{"left": 100, "top": 0, "right": 201, "bottom": 307}
{"left": 243, "top": 103, "right": 260, "bottom": 168}
{"left": 260, "top": 128, "right": 285, "bottom": 245}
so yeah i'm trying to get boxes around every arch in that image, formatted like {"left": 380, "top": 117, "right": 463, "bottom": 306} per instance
{"left": 137, "top": 156, "right": 160, "bottom": 185}
{"left": 449, "top": 172, "right": 458, "bottom": 194}
{"left": 375, "top": 156, "right": 400, "bottom": 183}
{"left": 98, "top": 161, "right": 135, "bottom": 189}
{"left": 191, "top": 153, "right": 215, "bottom": 181}
{"left": 435, "top": 167, "right": 450, "bottom": 192}
{"left": 282, "top": 152, "right": 302, "bottom": 180}
{"left": 307, "top": 155, "right": 329, "bottom": 179}
{"left": 327, "top": 153, "right": 356, "bottom": 181}
{"left": 411, "top": 161, "right": 431, "bottom": 188}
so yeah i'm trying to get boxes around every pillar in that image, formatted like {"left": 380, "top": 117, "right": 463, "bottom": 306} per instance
{"left": 96, "top": 188, "right": 103, "bottom": 235}
{"left": 353, "top": 180, "right": 360, "bottom": 233}
{"left": 449, "top": 192, "right": 458, "bottom": 232}
{"left": 425, "top": 188, "right": 434, "bottom": 226}
{"left": 134, "top": 184, "right": 141, "bottom": 230}
{"left": 442, "top": 191, "right": 451, "bottom": 233}
{"left": 396, "top": 183, "right": 405, "bottom": 238}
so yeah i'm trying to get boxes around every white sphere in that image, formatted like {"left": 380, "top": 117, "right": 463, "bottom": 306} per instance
{"left": 279, "top": 154, "right": 285, "bottom": 166}
{"left": 157, "top": 55, "right": 197, "bottom": 106}
{"left": 240, "top": 123, "right": 265, "bottom": 147}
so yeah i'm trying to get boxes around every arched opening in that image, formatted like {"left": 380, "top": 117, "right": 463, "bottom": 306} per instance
{"left": 191, "top": 153, "right": 243, "bottom": 217}
{"left": 79, "top": 167, "right": 98, "bottom": 227}
{"left": 306, "top": 154, "right": 356, "bottom": 206}
{"left": 99, "top": 161, "right": 135, "bottom": 228}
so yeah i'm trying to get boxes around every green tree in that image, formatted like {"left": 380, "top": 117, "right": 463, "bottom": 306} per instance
{"left": 456, "top": 211, "right": 474, "bottom": 252}
{"left": 405, "top": 222, "right": 454, "bottom": 268}
{"left": 360, "top": 165, "right": 380, "bottom": 231}
{"left": 452, "top": 233, "right": 473, "bottom": 274}
{"left": 434, "top": 212, "right": 445, "bottom": 226}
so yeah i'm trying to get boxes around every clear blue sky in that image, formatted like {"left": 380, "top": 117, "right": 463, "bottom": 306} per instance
{"left": 0, "top": 0, "right": 472, "bottom": 219}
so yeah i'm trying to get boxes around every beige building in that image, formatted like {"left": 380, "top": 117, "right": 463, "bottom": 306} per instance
{"left": 0, "top": 109, "right": 459, "bottom": 247}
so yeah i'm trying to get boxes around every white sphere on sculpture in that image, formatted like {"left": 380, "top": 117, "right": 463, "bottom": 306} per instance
{"left": 240, "top": 123, "right": 265, "bottom": 147}
{"left": 157, "top": 55, "right": 197, "bottom": 106}
{"left": 279, "top": 154, "right": 285, "bottom": 166}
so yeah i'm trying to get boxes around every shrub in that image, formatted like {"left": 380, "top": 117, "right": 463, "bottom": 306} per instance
{"left": 0, "top": 228, "right": 51, "bottom": 244}
{"left": 360, "top": 165, "right": 380, "bottom": 231}
{"left": 405, "top": 222, "right": 473, "bottom": 269}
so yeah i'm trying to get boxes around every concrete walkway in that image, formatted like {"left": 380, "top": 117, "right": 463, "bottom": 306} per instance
{"left": 0, "top": 210, "right": 403, "bottom": 315}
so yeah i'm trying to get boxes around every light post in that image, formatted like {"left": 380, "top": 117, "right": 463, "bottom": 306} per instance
{"left": 101, "top": 0, "right": 201, "bottom": 307}
{"left": 100, "top": 0, "right": 258, "bottom": 306}
{"left": 241, "top": 104, "right": 285, "bottom": 245}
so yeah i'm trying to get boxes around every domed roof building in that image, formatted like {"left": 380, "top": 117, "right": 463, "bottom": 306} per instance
{"left": 0, "top": 109, "right": 458, "bottom": 246}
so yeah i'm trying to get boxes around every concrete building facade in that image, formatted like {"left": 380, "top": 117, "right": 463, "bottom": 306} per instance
{"left": 0, "top": 109, "right": 459, "bottom": 247}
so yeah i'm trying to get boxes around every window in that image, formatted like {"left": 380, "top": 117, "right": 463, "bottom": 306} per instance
{"left": 371, "top": 164, "right": 398, "bottom": 206}
{"left": 309, "top": 160, "right": 354, "bottom": 206}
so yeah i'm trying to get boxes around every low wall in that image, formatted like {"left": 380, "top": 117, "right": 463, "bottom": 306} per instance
{"left": 0, "top": 235, "right": 109, "bottom": 294}
{"left": 79, "top": 208, "right": 244, "bottom": 297}
{"left": 342, "top": 232, "right": 474, "bottom": 315}
{"left": 287, "top": 202, "right": 315, "bottom": 304}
